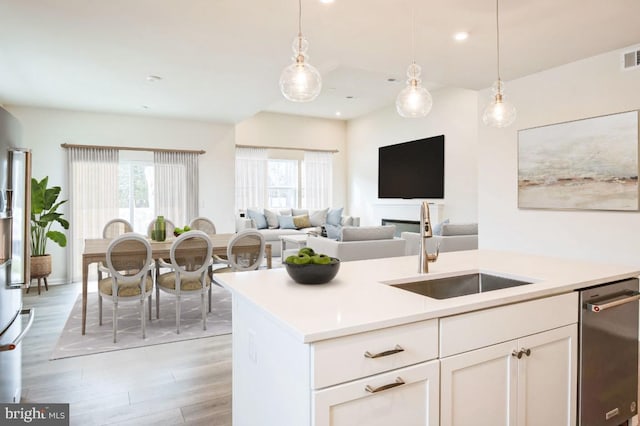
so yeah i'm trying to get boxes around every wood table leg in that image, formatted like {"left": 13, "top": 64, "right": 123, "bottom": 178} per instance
{"left": 82, "top": 260, "right": 89, "bottom": 335}
{"left": 266, "top": 245, "right": 272, "bottom": 269}
{"left": 43, "top": 276, "right": 48, "bottom": 291}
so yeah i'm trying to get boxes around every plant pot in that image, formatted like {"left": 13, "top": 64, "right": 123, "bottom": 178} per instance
{"left": 30, "top": 254, "right": 52, "bottom": 278}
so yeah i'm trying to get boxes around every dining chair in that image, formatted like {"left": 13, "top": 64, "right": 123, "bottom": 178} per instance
{"left": 98, "top": 218, "right": 134, "bottom": 281}
{"left": 156, "top": 230, "right": 213, "bottom": 334}
{"left": 211, "top": 229, "right": 265, "bottom": 282}
{"left": 189, "top": 217, "right": 216, "bottom": 234}
{"left": 102, "top": 218, "right": 133, "bottom": 239}
{"left": 147, "top": 218, "right": 176, "bottom": 239}
{"left": 98, "top": 233, "right": 154, "bottom": 343}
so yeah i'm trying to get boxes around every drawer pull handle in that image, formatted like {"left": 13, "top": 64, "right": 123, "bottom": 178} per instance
{"left": 522, "top": 348, "right": 531, "bottom": 357}
{"left": 364, "top": 345, "right": 404, "bottom": 359}
{"left": 512, "top": 350, "right": 523, "bottom": 359}
{"left": 365, "top": 377, "right": 405, "bottom": 393}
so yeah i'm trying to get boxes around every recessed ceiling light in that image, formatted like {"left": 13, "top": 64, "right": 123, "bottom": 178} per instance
{"left": 146, "top": 75, "right": 163, "bottom": 82}
{"left": 319, "top": 0, "right": 335, "bottom": 4}
{"left": 387, "top": 77, "right": 398, "bottom": 82}
{"left": 141, "top": 105, "right": 150, "bottom": 109}
{"left": 453, "top": 32, "right": 469, "bottom": 41}
{"left": 345, "top": 95, "right": 355, "bottom": 99}
{"left": 335, "top": 111, "right": 341, "bottom": 116}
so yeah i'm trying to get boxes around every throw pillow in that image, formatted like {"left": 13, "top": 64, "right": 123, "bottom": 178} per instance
{"left": 441, "top": 223, "right": 478, "bottom": 236}
{"left": 326, "top": 207, "right": 343, "bottom": 226}
{"left": 278, "top": 215, "right": 297, "bottom": 229}
{"left": 341, "top": 215, "right": 353, "bottom": 226}
{"left": 341, "top": 225, "right": 396, "bottom": 242}
{"left": 247, "top": 208, "right": 267, "bottom": 230}
{"left": 293, "top": 214, "right": 311, "bottom": 229}
{"left": 263, "top": 208, "right": 280, "bottom": 229}
{"left": 323, "top": 223, "right": 342, "bottom": 240}
{"left": 432, "top": 218, "right": 450, "bottom": 236}
{"left": 279, "top": 208, "right": 292, "bottom": 216}
{"left": 309, "top": 208, "right": 328, "bottom": 227}
{"left": 292, "top": 208, "right": 309, "bottom": 217}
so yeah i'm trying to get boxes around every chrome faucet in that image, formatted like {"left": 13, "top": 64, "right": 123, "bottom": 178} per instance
{"left": 419, "top": 201, "right": 439, "bottom": 273}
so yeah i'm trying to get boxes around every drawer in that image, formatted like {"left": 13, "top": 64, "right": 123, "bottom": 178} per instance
{"left": 311, "top": 319, "right": 438, "bottom": 389}
{"left": 313, "top": 359, "right": 440, "bottom": 426}
{"left": 440, "top": 292, "right": 578, "bottom": 357}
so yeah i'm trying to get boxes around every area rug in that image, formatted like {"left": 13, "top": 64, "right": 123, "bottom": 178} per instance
{"left": 51, "top": 285, "right": 232, "bottom": 360}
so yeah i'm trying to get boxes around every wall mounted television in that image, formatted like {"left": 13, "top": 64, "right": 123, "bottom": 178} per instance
{"left": 378, "top": 135, "right": 445, "bottom": 199}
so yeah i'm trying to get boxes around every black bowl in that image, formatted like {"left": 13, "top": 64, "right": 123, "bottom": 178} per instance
{"left": 284, "top": 258, "right": 340, "bottom": 285}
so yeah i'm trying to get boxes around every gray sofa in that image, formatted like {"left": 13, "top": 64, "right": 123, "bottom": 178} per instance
{"left": 235, "top": 207, "right": 360, "bottom": 256}
{"left": 306, "top": 225, "right": 405, "bottom": 262}
{"left": 402, "top": 223, "right": 478, "bottom": 255}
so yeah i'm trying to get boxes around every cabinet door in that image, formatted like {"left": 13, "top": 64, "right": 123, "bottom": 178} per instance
{"left": 517, "top": 324, "right": 577, "bottom": 426}
{"left": 441, "top": 340, "right": 518, "bottom": 426}
{"left": 313, "top": 360, "right": 439, "bottom": 426}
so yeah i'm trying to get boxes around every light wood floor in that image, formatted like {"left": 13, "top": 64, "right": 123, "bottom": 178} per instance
{"left": 20, "top": 283, "right": 232, "bottom": 426}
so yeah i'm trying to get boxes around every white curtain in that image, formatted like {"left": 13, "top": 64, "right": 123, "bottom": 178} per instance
{"left": 68, "top": 147, "right": 119, "bottom": 282}
{"left": 154, "top": 151, "right": 199, "bottom": 227}
{"left": 235, "top": 147, "right": 267, "bottom": 211}
{"left": 303, "top": 151, "right": 333, "bottom": 209}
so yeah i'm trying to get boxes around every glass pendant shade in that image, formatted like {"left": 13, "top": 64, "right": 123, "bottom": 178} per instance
{"left": 396, "top": 63, "right": 433, "bottom": 118}
{"left": 280, "top": 35, "right": 322, "bottom": 102}
{"left": 482, "top": 79, "right": 516, "bottom": 127}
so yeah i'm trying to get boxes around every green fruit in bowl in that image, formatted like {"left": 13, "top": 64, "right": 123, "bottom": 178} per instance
{"left": 183, "top": 225, "right": 191, "bottom": 231}
{"left": 311, "top": 254, "right": 331, "bottom": 265}
{"left": 173, "top": 227, "right": 183, "bottom": 237}
{"left": 285, "top": 255, "right": 298, "bottom": 264}
{"left": 298, "top": 247, "right": 315, "bottom": 257}
{"left": 291, "top": 253, "right": 311, "bottom": 265}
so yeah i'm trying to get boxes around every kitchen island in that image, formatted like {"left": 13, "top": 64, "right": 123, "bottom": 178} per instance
{"left": 215, "top": 250, "right": 640, "bottom": 426}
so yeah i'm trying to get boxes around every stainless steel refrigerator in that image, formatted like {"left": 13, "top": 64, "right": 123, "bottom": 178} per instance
{"left": 0, "top": 108, "right": 34, "bottom": 404}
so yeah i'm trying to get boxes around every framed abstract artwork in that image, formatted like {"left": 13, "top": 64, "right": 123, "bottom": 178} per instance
{"left": 518, "top": 110, "right": 639, "bottom": 211}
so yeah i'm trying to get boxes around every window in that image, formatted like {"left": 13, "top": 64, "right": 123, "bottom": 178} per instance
{"left": 118, "top": 160, "right": 155, "bottom": 233}
{"left": 235, "top": 147, "right": 333, "bottom": 211}
{"left": 267, "top": 159, "right": 298, "bottom": 208}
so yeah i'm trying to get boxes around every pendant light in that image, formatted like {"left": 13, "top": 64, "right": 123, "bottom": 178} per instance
{"left": 396, "top": 4, "right": 432, "bottom": 118}
{"left": 280, "top": 0, "right": 322, "bottom": 102}
{"left": 482, "top": 0, "right": 516, "bottom": 127}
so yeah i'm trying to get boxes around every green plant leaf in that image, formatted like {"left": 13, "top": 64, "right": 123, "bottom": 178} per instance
{"left": 43, "top": 186, "right": 61, "bottom": 210}
{"left": 47, "top": 231, "right": 67, "bottom": 248}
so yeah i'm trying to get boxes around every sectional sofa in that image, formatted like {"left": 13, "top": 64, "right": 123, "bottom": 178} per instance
{"left": 235, "top": 207, "right": 359, "bottom": 257}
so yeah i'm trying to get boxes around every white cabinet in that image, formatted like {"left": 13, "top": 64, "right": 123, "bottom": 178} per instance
{"left": 313, "top": 360, "right": 439, "bottom": 426}
{"left": 440, "top": 324, "right": 577, "bottom": 426}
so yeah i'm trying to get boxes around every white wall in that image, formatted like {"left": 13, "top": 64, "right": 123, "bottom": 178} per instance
{"left": 346, "top": 87, "right": 479, "bottom": 226}
{"left": 235, "top": 111, "right": 348, "bottom": 210}
{"left": 478, "top": 47, "right": 640, "bottom": 265}
{"left": 6, "top": 106, "right": 235, "bottom": 284}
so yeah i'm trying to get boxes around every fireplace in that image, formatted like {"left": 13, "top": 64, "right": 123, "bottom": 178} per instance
{"left": 381, "top": 218, "right": 420, "bottom": 237}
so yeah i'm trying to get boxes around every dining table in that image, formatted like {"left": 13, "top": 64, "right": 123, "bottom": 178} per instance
{"left": 80, "top": 233, "right": 272, "bottom": 335}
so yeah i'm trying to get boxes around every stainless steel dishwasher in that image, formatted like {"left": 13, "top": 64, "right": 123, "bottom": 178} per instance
{"left": 579, "top": 278, "right": 640, "bottom": 426}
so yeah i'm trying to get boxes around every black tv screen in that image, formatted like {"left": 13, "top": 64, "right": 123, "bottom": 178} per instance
{"left": 378, "top": 135, "right": 445, "bottom": 199}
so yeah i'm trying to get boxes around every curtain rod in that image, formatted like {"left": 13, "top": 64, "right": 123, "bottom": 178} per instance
{"left": 235, "top": 144, "right": 338, "bottom": 153}
{"left": 60, "top": 143, "right": 206, "bottom": 155}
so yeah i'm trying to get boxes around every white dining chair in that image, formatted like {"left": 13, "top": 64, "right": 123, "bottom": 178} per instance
{"left": 98, "top": 233, "right": 154, "bottom": 343}
{"left": 155, "top": 230, "right": 213, "bottom": 334}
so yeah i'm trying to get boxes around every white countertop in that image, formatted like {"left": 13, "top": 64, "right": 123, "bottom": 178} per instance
{"left": 215, "top": 250, "right": 640, "bottom": 343}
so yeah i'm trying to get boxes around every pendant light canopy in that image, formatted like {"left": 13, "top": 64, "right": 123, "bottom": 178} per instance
{"left": 482, "top": 0, "right": 516, "bottom": 127}
{"left": 280, "top": 0, "right": 322, "bottom": 102}
{"left": 396, "top": 6, "right": 432, "bottom": 118}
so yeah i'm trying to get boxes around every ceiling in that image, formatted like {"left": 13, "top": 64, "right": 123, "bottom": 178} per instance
{"left": 1, "top": 0, "right": 639, "bottom": 124}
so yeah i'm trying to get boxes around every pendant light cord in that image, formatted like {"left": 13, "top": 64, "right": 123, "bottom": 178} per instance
{"left": 411, "top": 3, "right": 416, "bottom": 66}
{"left": 298, "top": 0, "right": 303, "bottom": 37}
{"left": 496, "top": 0, "right": 501, "bottom": 82}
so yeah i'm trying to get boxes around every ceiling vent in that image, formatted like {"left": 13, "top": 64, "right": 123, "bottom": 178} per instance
{"left": 622, "top": 48, "right": 640, "bottom": 70}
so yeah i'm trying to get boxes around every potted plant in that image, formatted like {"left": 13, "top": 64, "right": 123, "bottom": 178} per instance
{"left": 30, "top": 176, "right": 69, "bottom": 280}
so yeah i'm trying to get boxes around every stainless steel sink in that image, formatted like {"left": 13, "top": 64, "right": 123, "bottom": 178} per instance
{"left": 391, "top": 273, "right": 534, "bottom": 299}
